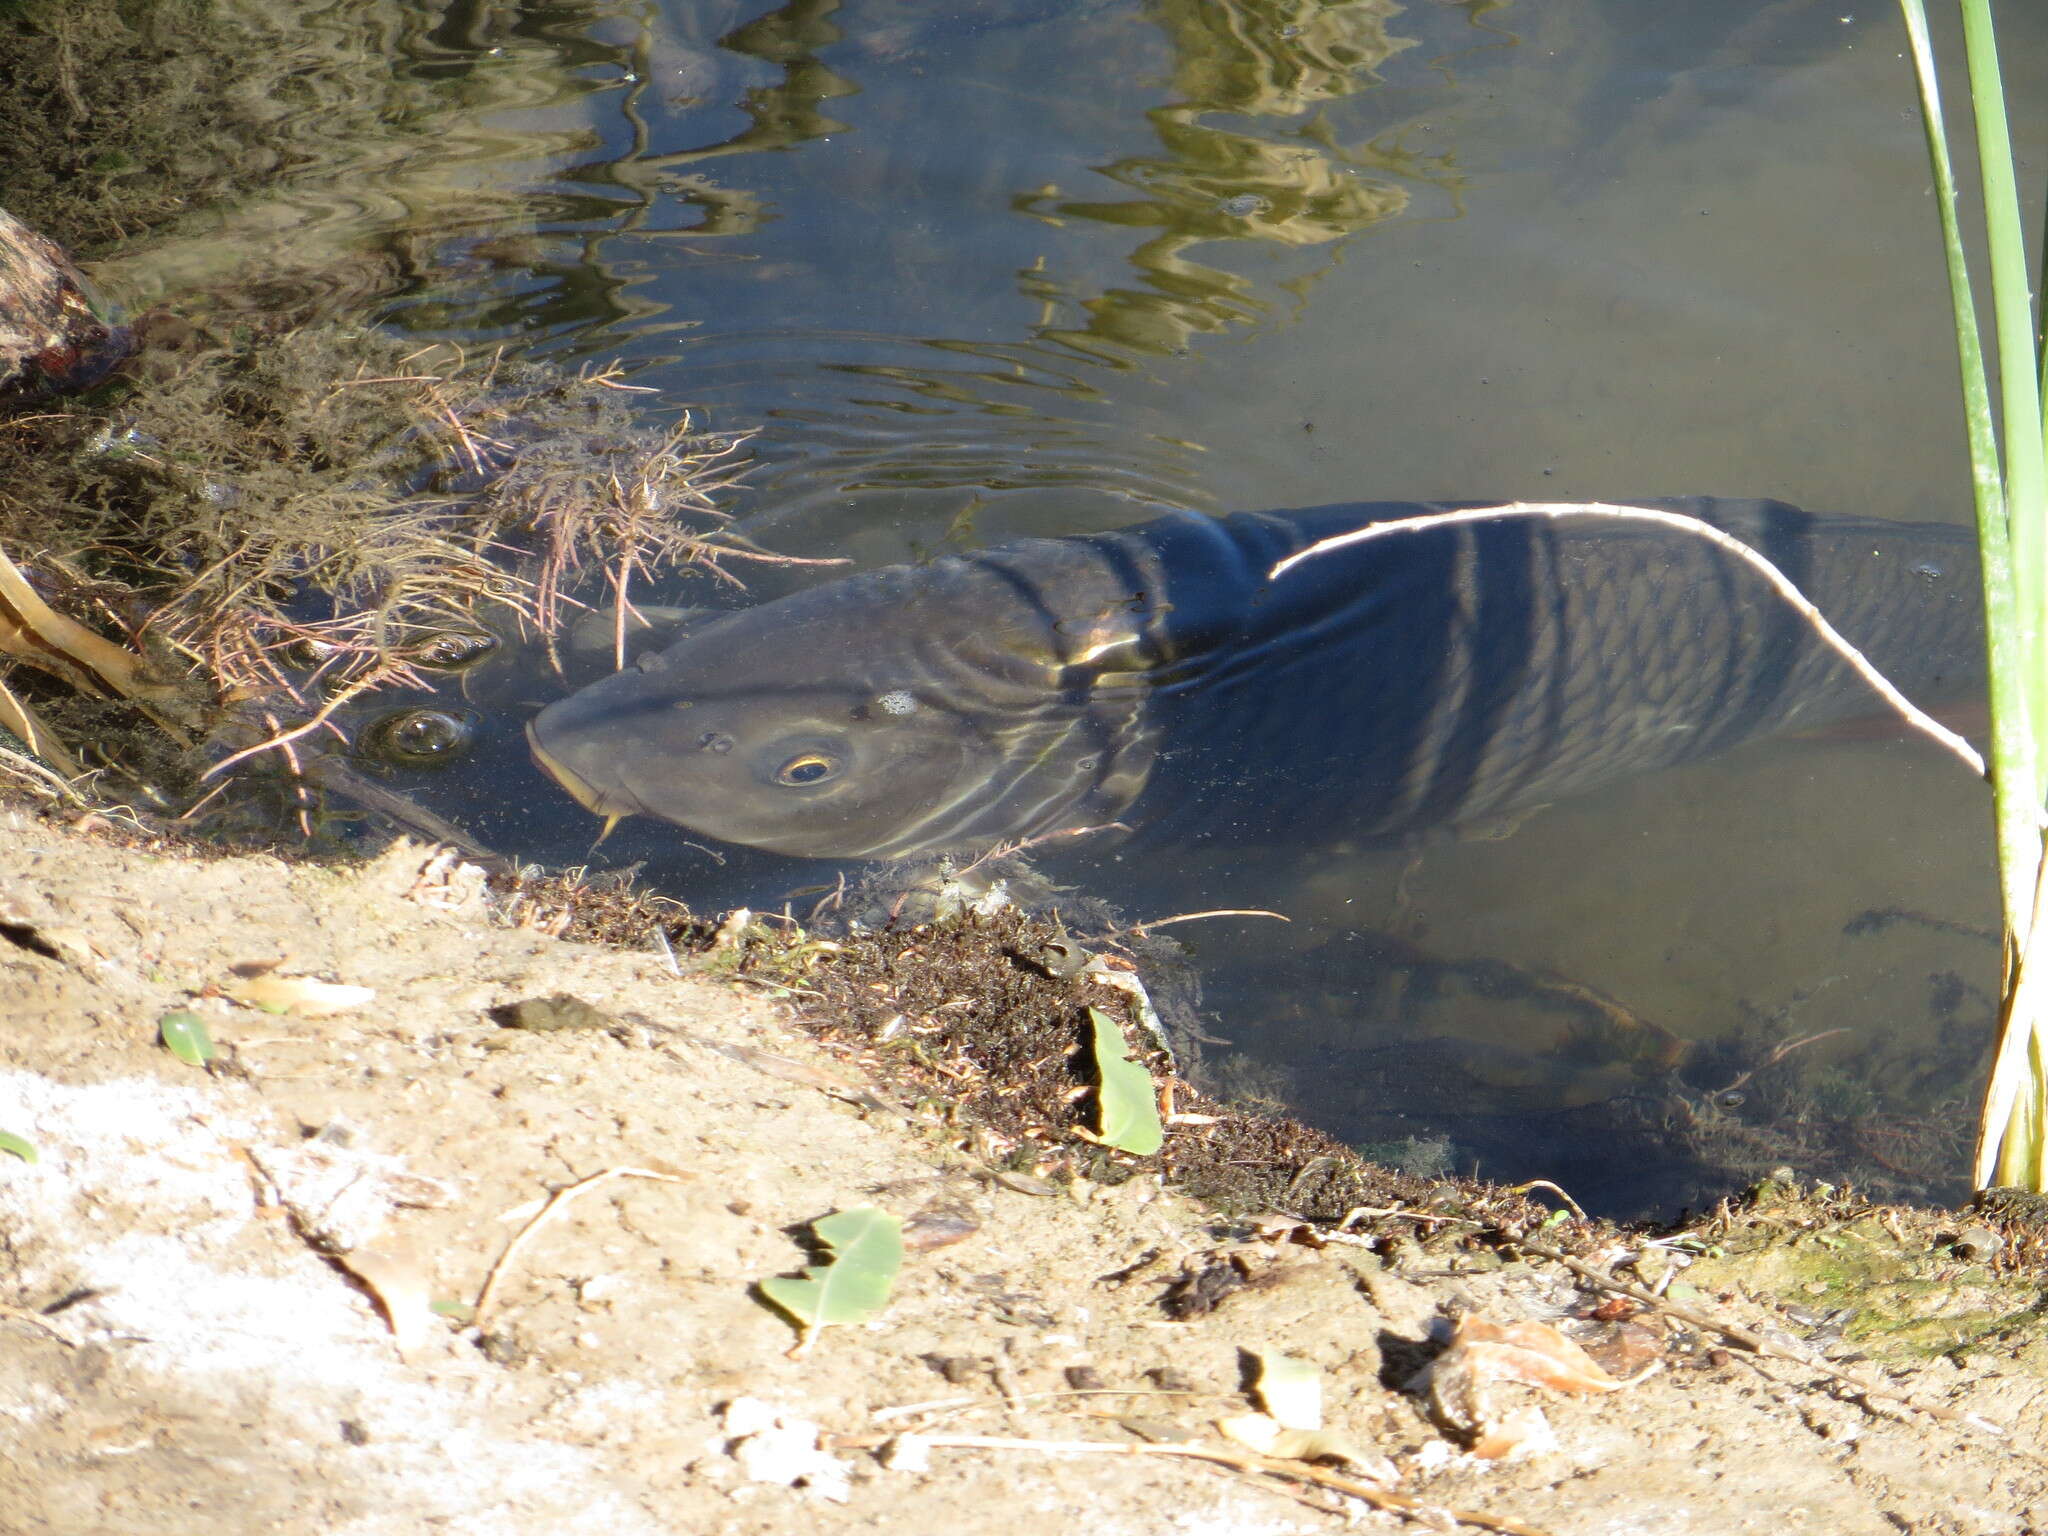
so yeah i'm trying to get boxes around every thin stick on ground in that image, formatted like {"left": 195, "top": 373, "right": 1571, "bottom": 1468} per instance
{"left": 0, "top": 544, "right": 182, "bottom": 705}
{"left": 0, "top": 741, "right": 89, "bottom": 803}
{"left": 0, "top": 1303, "right": 76, "bottom": 1347}
{"left": 474, "top": 1166, "right": 695, "bottom": 1327}
{"left": 825, "top": 1431, "right": 1557, "bottom": 1536}
{"left": 0, "top": 677, "right": 84, "bottom": 780}
{"left": 1271, "top": 502, "right": 1986, "bottom": 779}
{"left": 1506, "top": 1179, "right": 1588, "bottom": 1224}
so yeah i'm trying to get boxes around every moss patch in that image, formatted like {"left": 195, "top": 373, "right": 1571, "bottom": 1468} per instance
{"left": 1679, "top": 1177, "right": 2048, "bottom": 1364}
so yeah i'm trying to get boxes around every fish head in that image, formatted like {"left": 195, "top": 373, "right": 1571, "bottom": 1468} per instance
{"left": 529, "top": 653, "right": 1002, "bottom": 863}
{"left": 527, "top": 561, "right": 1155, "bottom": 860}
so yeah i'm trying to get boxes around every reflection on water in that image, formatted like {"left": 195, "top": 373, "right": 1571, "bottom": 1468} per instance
{"left": 110, "top": 0, "right": 2048, "bottom": 1215}
{"left": 90, "top": 0, "right": 626, "bottom": 315}
{"left": 608, "top": 0, "right": 856, "bottom": 237}
{"left": 537, "top": 0, "right": 1471, "bottom": 547}
{"left": 1017, "top": 0, "right": 1429, "bottom": 361}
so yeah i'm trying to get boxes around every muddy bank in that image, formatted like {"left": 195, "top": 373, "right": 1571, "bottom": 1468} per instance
{"left": 2, "top": 807, "right": 2046, "bottom": 1536}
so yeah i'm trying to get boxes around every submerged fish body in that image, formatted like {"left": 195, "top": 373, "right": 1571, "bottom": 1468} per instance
{"left": 527, "top": 498, "right": 1984, "bottom": 861}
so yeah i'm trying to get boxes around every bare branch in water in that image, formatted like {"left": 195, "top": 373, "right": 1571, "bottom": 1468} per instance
{"left": 1122, "top": 908, "right": 1291, "bottom": 935}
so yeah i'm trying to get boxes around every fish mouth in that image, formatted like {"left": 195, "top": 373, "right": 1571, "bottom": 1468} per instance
{"left": 527, "top": 721, "right": 642, "bottom": 822}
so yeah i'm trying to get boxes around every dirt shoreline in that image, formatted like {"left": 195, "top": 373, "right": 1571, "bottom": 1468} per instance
{"left": 2, "top": 807, "right": 2045, "bottom": 1536}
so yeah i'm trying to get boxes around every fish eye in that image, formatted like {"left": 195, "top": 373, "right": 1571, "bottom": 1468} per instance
{"left": 774, "top": 752, "right": 840, "bottom": 787}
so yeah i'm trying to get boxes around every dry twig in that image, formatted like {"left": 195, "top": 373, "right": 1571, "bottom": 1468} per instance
{"left": 0, "top": 1303, "right": 76, "bottom": 1347}
{"left": 475, "top": 1166, "right": 695, "bottom": 1326}
{"left": 1122, "top": 908, "right": 1290, "bottom": 936}
{"left": 827, "top": 1430, "right": 1557, "bottom": 1536}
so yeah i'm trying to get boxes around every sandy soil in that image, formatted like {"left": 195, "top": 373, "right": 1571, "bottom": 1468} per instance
{"left": 3, "top": 807, "right": 2047, "bottom": 1536}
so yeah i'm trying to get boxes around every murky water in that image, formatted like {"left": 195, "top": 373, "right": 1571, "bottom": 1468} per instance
{"left": 157, "top": 0, "right": 2048, "bottom": 1214}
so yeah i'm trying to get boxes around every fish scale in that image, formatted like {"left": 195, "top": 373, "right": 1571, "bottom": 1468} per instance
{"left": 527, "top": 498, "right": 1984, "bottom": 861}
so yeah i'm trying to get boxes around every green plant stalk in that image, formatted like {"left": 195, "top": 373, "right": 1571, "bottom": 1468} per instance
{"left": 1898, "top": 0, "right": 2040, "bottom": 918}
{"left": 1959, "top": 0, "right": 2048, "bottom": 746}
{"left": 1898, "top": 0, "right": 2048, "bottom": 1187}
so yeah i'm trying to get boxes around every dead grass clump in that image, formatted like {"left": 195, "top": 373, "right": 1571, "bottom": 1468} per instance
{"left": 0, "top": 316, "right": 751, "bottom": 823}
{"left": 471, "top": 377, "right": 760, "bottom": 671}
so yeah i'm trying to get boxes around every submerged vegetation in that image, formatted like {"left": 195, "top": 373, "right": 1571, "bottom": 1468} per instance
{"left": 1896, "top": 1, "right": 2048, "bottom": 1189}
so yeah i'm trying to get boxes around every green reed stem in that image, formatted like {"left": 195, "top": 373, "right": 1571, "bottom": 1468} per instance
{"left": 1898, "top": 0, "right": 2048, "bottom": 1188}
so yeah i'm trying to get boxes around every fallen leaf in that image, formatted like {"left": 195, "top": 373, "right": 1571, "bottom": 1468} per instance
{"left": 222, "top": 973, "right": 376, "bottom": 1017}
{"left": 901, "top": 1209, "right": 980, "bottom": 1253}
{"left": 1084, "top": 1006, "right": 1162, "bottom": 1155}
{"left": 1455, "top": 1316, "right": 1628, "bottom": 1393}
{"left": 0, "top": 1129, "right": 36, "bottom": 1164}
{"left": 1083, "top": 958, "right": 1173, "bottom": 1059}
{"left": 1469, "top": 1404, "right": 1558, "bottom": 1461}
{"left": 1217, "top": 1411, "right": 1286, "bottom": 1455}
{"left": 340, "top": 1241, "right": 433, "bottom": 1360}
{"left": 760, "top": 1207, "right": 904, "bottom": 1351}
{"left": 158, "top": 1008, "right": 215, "bottom": 1067}
{"left": 1414, "top": 1313, "right": 1652, "bottom": 1452}
{"left": 1217, "top": 1412, "right": 1370, "bottom": 1468}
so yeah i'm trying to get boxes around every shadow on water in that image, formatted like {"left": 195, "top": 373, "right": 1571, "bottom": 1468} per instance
{"left": 130, "top": 0, "right": 2044, "bottom": 1216}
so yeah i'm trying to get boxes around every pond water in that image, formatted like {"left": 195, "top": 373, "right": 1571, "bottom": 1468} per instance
{"left": 192, "top": 0, "right": 2048, "bottom": 1214}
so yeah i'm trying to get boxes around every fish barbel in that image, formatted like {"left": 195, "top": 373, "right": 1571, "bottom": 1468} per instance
{"left": 526, "top": 498, "right": 1983, "bottom": 860}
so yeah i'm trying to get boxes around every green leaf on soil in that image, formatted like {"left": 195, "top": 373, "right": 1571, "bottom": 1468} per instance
{"left": 159, "top": 1008, "right": 215, "bottom": 1066}
{"left": 760, "top": 1207, "right": 904, "bottom": 1347}
{"left": 0, "top": 1129, "right": 36, "bottom": 1163}
{"left": 1086, "top": 1005, "right": 1163, "bottom": 1156}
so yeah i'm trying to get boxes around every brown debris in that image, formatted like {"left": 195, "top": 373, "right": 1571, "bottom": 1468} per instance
{"left": 765, "top": 905, "right": 1563, "bottom": 1242}
{"left": 1416, "top": 1314, "right": 1643, "bottom": 1455}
